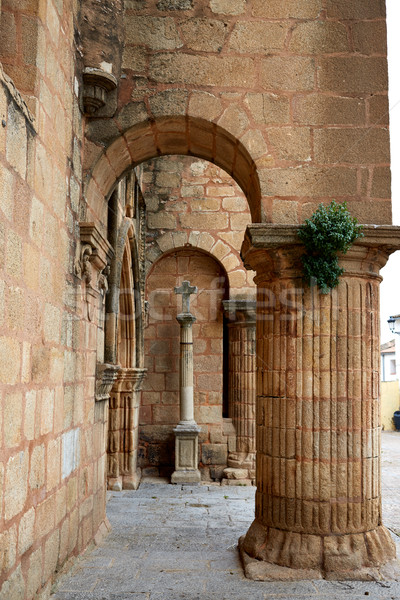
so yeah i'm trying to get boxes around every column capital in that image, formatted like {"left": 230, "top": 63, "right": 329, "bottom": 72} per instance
{"left": 241, "top": 224, "right": 400, "bottom": 282}
{"left": 222, "top": 299, "right": 257, "bottom": 324}
{"left": 114, "top": 367, "right": 147, "bottom": 393}
{"left": 177, "top": 312, "right": 196, "bottom": 326}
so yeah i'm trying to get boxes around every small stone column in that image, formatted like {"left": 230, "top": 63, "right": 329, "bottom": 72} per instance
{"left": 222, "top": 300, "right": 256, "bottom": 484}
{"left": 171, "top": 281, "right": 201, "bottom": 484}
{"left": 108, "top": 367, "right": 147, "bottom": 490}
{"left": 239, "top": 224, "right": 400, "bottom": 581}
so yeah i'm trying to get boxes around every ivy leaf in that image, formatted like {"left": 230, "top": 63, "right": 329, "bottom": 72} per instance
{"left": 298, "top": 201, "right": 363, "bottom": 293}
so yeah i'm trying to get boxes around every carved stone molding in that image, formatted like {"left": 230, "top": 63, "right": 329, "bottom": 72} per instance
{"left": 95, "top": 363, "right": 120, "bottom": 402}
{"left": 78, "top": 222, "right": 114, "bottom": 273}
{"left": 108, "top": 367, "right": 147, "bottom": 491}
{"left": 114, "top": 367, "right": 147, "bottom": 395}
{"left": 74, "top": 223, "right": 114, "bottom": 321}
{"left": 222, "top": 299, "right": 256, "bottom": 324}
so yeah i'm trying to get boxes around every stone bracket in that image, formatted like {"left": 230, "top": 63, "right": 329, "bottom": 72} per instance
{"left": 81, "top": 67, "right": 117, "bottom": 117}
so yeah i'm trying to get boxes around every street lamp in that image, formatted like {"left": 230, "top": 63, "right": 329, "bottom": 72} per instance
{"left": 388, "top": 316, "right": 396, "bottom": 334}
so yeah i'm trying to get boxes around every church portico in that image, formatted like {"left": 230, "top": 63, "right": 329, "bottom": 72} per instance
{"left": 0, "top": 0, "right": 396, "bottom": 595}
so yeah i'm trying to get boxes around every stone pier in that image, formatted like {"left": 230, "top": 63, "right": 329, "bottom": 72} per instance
{"left": 172, "top": 281, "right": 201, "bottom": 484}
{"left": 239, "top": 224, "right": 400, "bottom": 581}
{"left": 108, "top": 367, "right": 147, "bottom": 491}
{"left": 222, "top": 300, "right": 256, "bottom": 485}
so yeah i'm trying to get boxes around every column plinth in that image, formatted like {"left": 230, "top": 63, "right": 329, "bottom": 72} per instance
{"left": 239, "top": 224, "right": 400, "bottom": 581}
{"left": 171, "top": 311, "right": 201, "bottom": 484}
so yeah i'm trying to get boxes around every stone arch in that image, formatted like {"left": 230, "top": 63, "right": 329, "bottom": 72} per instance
{"left": 107, "top": 221, "right": 147, "bottom": 491}
{"left": 117, "top": 236, "right": 136, "bottom": 369}
{"left": 145, "top": 232, "right": 242, "bottom": 293}
{"left": 85, "top": 115, "right": 262, "bottom": 223}
{"left": 106, "top": 218, "right": 143, "bottom": 367}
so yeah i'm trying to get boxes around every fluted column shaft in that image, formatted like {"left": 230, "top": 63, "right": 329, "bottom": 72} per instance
{"left": 107, "top": 367, "right": 146, "bottom": 491}
{"left": 177, "top": 313, "right": 196, "bottom": 423}
{"left": 240, "top": 224, "right": 400, "bottom": 581}
{"left": 223, "top": 300, "right": 256, "bottom": 456}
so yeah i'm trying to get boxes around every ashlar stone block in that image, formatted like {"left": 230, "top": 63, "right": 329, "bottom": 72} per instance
{"left": 209, "top": 0, "right": 246, "bottom": 15}
{"left": 125, "top": 16, "right": 182, "bottom": 50}
{"left": 4, "top": 451, "right": 29, "bottom": 521}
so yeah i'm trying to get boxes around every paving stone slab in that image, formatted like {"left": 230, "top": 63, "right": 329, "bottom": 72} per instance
{"left": 52, "top": 433, "right": 400, "bottom": 600}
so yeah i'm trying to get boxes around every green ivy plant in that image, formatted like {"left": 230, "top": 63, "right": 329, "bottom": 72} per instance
{"left": 297, "top": 201, "right": 363, "bottom": 294}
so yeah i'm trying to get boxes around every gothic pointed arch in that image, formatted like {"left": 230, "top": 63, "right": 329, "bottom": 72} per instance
{"left": 107, "top": 220, "right": 146, "bottom": 491}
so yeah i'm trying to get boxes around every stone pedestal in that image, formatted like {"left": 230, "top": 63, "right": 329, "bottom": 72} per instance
{"left": 222, "top": 300, "right": 256, "bottom": 484}
{"left": 108, "top": 367, "right": 147, "bottom": 491}
{"left": 171, "top": 312, "right": 201, "bottom": 484}
{"left": 239, "top": 224, "right": 400, "bottom": 581}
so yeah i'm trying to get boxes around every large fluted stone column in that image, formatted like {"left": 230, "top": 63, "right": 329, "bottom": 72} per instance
{"left": 222, "top": 300, "right": 256, "bottom": 483}
{"left": 239, "top": 224, "right": 400, "bottom": 581}
{"left": 108, "top": 367, "right": 147, "bottom": 491}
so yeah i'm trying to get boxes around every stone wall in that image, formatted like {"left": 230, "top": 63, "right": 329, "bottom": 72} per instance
{"left": 0, "top": 0, "right": 112, "bottom": 596}
{"left": 138, "top": 155, "right": 255, "bottom": 296}
{"left": 85, "top": 0, "right": 390, "bottom": 226}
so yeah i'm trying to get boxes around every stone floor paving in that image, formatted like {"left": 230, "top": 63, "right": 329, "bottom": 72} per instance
{"left": 52, "top": 432, "right": 400, "bottom": 600}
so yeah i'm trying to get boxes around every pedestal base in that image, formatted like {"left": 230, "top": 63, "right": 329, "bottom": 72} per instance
{"left": 239, "top": 519, "right": 399, "bottom": 581}
{"left": 171, "top": 422, "right": 201, "bottom": 485}
{"left": 224, "top": 452, "right": 255, "bottom": 485}
{"left": 171, "top": 469, "right": 201, "bottom": 484}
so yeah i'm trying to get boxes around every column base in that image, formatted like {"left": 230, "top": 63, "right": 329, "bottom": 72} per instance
{"left": 171, "top": 469, "right": 202, "bottom": 485}
{"left": 122, "top": 468, "right": 141, "bottom": 490}
{"left": 107, "top": 477, "right": 122, "bottom": 492}
{"left": 171, "top": 422, "right": 201, "bottom": 484}
{"left": 239, "top": 519, "right": 399, "bottom": 581}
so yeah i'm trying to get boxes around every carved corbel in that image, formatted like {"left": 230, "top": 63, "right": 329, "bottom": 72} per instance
{"left": 98, "top": 265, "right": 110, "bottom": 297}
{"left": 75, "top": 223, "right": 114, "bottom": 321}
{"left": 75, "top": 243, "right": 94, "bottom": 284}
{"left": 95, "top": 363, "right": 120, "bottom": 402}
{"left": 81, "top": 68, "right": 117, "bottom": 116}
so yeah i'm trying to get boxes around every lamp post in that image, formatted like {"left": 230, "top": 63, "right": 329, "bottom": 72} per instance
{"left": 387, "top": 315, "right": 400, "bottom": 399}
{"left": 388, "top": 316, "right": 396, "bottom": 334}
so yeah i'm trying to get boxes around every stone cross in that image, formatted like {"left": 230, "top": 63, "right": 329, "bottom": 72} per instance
{"left": 174, "top": 280, "right": 198, "bottom": 314}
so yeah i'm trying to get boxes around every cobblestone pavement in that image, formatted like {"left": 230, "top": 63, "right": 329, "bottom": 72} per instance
{"left": 52, "top": 432, "right": 400, "bottom": 600}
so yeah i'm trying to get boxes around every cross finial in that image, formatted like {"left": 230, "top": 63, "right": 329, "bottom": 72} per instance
{"left": 174, "top": 280, "right": 198, "bottom": 314}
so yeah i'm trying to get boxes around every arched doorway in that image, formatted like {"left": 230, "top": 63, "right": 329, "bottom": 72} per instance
{"left": 84, "top": 120, "right": 259, "bottom": 489}
{"left": 140, "top": 247, "right": 229, "bottom": 479}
